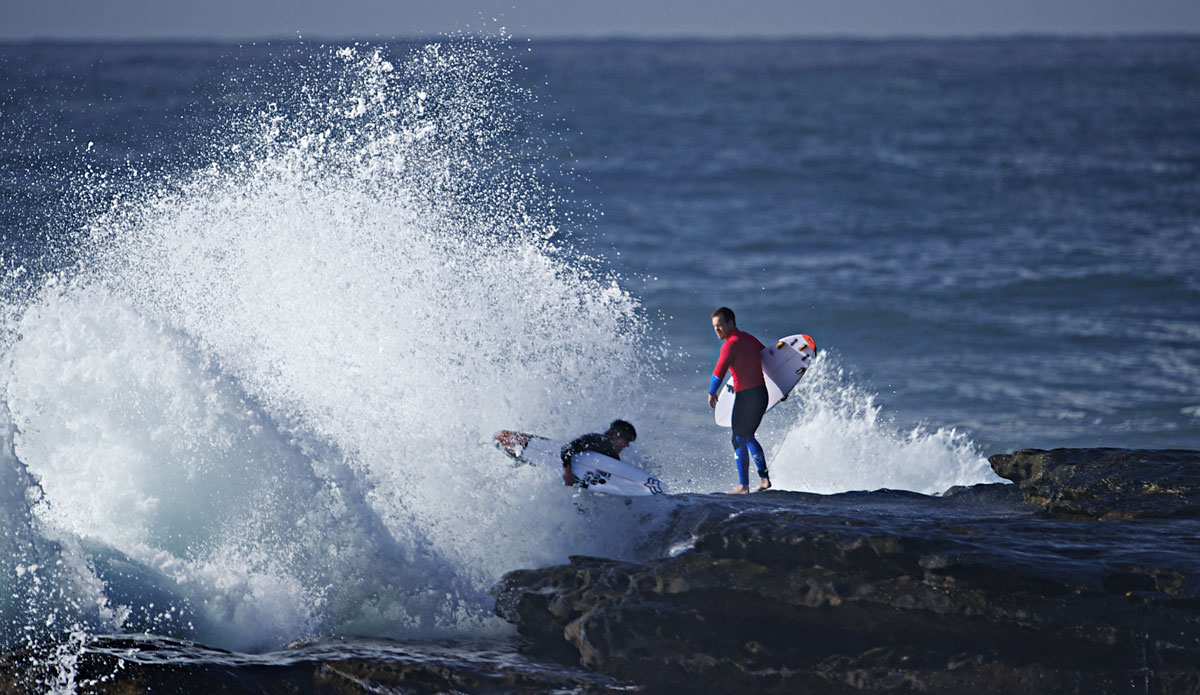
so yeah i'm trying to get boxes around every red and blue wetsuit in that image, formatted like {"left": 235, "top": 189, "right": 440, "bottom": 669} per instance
{"left": 711, "top": 329, "right": 766, "bottom": 393}
{"left": 708, "top": 329, "right": 770, "bottom": 486}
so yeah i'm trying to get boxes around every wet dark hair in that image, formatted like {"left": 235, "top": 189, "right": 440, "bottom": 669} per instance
{"left": 712, "top": 307, "right": 735, "bottom": 324}
{"left": 606, "top": 419, "right": 637, "bottom": 442}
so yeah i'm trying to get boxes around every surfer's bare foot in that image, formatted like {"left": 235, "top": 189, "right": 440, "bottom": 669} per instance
{"left": 727, "top": 485, "right": 749, "bottom": 494}
{"left": 755, "top": 478, "right": 771, "bottom": 492}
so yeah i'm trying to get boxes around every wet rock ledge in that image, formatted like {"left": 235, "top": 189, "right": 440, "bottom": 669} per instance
{"left": 493, "top": 448, "right": 1200, "bottom": 694}
{"left": 990, "top": 447, "right": 1200, "bottom": 519}
{"left": 0, "top": 636, "right": 633, "bottom": 694}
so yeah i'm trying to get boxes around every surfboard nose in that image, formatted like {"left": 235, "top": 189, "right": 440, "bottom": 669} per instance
{"left": 494, "top": 430, "right": 532, "bottom": 456}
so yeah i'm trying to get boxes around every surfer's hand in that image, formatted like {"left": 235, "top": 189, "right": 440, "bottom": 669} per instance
{"left": 708, "top": 393, "right": 718, "bottom": 409}
{"left": 562, "top": 468, "right": 578, "bottom": 486}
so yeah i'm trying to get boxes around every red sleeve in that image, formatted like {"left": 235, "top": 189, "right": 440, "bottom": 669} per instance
{"left": 712, "top": 338, "right": 733, "bottom": 378}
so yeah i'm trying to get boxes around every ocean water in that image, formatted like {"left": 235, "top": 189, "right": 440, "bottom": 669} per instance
{"left": 1, "top": 37, "right": 1198, "bottom": 689}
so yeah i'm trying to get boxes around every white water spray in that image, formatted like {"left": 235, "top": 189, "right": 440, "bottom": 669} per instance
{"left": 765, "top": 352, "right": 1000, "bottom": 494}
{"left": 1, "top": 42, "right": 661, "bottom": 653}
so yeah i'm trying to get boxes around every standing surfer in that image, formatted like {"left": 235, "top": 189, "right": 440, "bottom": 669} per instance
{"left": 707, "top": 307, "right": 771, "bottom": 493}
{"left": 560, "top": 419, "right": 638, "bottom": 486}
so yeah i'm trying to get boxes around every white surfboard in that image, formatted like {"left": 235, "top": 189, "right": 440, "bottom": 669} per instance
{"left": 714, "top": 333, "right": 817, "bottom": 428}
{"left": 493, "top": 430, "right": 668, "bottom": 496}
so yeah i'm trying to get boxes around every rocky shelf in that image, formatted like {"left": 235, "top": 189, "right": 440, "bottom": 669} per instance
{"left": 493, "top": 448, "right": 1200, "bottom": 694}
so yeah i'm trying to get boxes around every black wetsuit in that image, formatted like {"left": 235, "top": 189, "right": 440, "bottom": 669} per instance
{"left": 560, "top": 433, "right": 619, "bottom": 468}
{"left": 730, "top": 384, "right": 769, "bottom": 440}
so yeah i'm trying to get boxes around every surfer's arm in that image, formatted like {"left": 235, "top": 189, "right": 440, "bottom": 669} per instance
{"left": 709, "top": 342, "right": 733, "bottom": 407}
{"left": 711, "top": 340, "right": 734, "bottom": 382}
{"left": 561, "top": 438, "right": 593, "bottom": 487}
{"left": 707, "top": 374, "right": 721, "bottom": 408}
{"left": 559, "top": 444, "right": 577, "bottom": 486}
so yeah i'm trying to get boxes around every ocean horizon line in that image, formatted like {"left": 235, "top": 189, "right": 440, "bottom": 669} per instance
{"left": 2, "top": 31, "right": 1199, "bottom": 47}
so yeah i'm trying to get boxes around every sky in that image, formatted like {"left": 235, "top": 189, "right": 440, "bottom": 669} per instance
{"left": 3, "top": 0, "right": 1200, "bottom": 41}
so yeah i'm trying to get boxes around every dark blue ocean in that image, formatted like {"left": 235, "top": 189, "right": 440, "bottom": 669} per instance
{"left": 1, "top": 37, "right": 1198, "bottom": 690}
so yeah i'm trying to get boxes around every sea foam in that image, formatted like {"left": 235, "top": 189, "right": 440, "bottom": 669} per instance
{"left": 765, "top": 352, "right": 1000, "bottom": 495}
{"left": 1, "top": 42, "right": 658, "bottom": 656}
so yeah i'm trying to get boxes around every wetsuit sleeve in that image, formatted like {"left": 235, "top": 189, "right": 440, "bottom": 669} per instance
{"left": 712, "top": 340, "right": 733, "bottom": 380}
{"left": 708, "top": 374, "right": 722, "bottom": 396}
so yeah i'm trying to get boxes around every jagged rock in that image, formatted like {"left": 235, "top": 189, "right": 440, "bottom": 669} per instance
{"left": 989, "top": 448, "right": 1200, "bottom": 519}
{"left": 493, "top": 466, "right": 1200, "bottom": 694}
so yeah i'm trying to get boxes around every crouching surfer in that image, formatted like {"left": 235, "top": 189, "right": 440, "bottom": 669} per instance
{"left": 707, "top": 306, "right": 771, "bottom": 494}
{"left": 560, "top": 419, "right": 638, "bottom": 486}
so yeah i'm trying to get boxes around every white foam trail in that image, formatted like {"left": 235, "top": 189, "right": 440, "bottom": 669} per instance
{"left": 764, "top": 352, "right": 1001, "bottom": 494}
